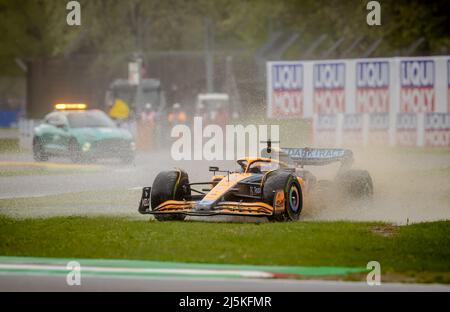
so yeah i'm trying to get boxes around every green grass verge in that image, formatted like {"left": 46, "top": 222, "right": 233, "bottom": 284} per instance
{"left": 0, "top": 216, "right": 449, "bottom": 282}
{"left": 0, "top": 138, "right": 20, "bottom": 153}
{"left": 0, "top": 189, "right": 136, "bottom": 208}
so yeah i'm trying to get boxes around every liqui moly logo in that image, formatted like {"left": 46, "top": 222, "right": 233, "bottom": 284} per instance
{"left": 342, "top": 114, "right": 363, "bottom": 146}
{"left": 400, "top": 60, "right": 435, "bottom": 113}
{"left": 368, "top": 113, "right": 390, "bottom": 146}
{"left": 396, "top": 113, "right": 418, "bottom": 146}
{"left": 396, "top": 113, "right": 417, "bottom": 130}
{"left": 270, "top": 63, "right": 303, "bottom": 118}
{"left": 343, "top": 114, "right": 363, "bottom": 131}
{"left": 313, "top": 63, "right": 345, "bottom": 114}
{"left": 313, "top": 115, "right": 337, "bottom": 147}
{"left": 315, "top": 114, "right": 337, "bottom": 131}
{"left": 424, "top": 113, "right": 450, "bottom": 147}
{"left": 425, "top": 113, "right": 450, "bottom": 131}
{"left": 369, "top": 113, "right": 389, "bottom": 130}
{"left": 356, "top": 61, "right": 389, "bottom": 113}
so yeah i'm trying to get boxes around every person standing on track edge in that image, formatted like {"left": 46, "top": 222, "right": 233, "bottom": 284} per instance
{"left": 168, "top": 103, "right": 187, "bottom": 127}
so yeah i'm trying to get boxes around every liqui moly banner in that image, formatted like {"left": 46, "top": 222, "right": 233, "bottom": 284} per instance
{"left": 424, "top": 113, "right": 450, "bottom": 147}
{"left": 396, "top": 113, "right": 418, "bottom": 146}
{"left": 342, "top": 114, "right": 363, "bottom": 146}
{"left": 369, "top": 113, "right": 390, "bottom": 130}
{"left": 267, "top": 63, "right": 303, "bottom": 119}
{"left": 313, "top": 63, "right": 345, "bottom": 114}
{"left": 356, "top": 61, "right": 389, "bottom": 113}
{"left": 268, "top": 56, "right": 450, "bottom": 119}
{"left": 368, "top": 113, "right": 390, "bottom": 146}
{"left": 400, "top": 60, "right": 435, "bottom": 113}
{"left": 313, "top": 114, "right": 338, "bottom": 147}
{"left": 268, "top": 56, "right": 450, "bottom": 147}
{"left": 315, "top": 114, "right": 338, "bottom": 131}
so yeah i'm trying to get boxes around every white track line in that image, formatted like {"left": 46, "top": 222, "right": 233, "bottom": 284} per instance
{"left": 0, "top": 263, "right": 273, "bottom": 278}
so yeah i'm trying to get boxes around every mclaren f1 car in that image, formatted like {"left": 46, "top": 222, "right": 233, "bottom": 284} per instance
{"left": 138, "top": 142, "right": 373, "bottom": 221}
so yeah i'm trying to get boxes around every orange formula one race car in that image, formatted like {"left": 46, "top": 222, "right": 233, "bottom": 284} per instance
{"left": 138, "top": 142, "right": 373, "bottom": 221}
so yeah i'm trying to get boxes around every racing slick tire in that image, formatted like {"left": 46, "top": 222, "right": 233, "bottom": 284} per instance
{"left": 263, "top": 170, "right": 302, "bottom": 221}
{"left": 33, "top": 137, "right": 49, "bottom": 162}
{"left": 150, "top": 170, "right": 190, "bottom": 221}
{"left": 336, "top": 169, "right": 373, "bottom": 199}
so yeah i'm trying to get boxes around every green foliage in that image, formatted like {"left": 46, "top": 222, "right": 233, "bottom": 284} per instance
{"left": 0, "top": 0, "right": 79, "bottom": 75}
{"left": 0, "top": 138, "right": 19, "bottom": 153}
{"left": 0, "top": 0, "right": 448, "bottom": 75}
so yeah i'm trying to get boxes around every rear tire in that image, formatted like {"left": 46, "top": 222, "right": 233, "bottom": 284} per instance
{"left": 33, "top": 137, "right": 48, "bottom": 162}
{"left": 263, "top": 170, "right": 302, "bottom": 221}
{"left": 336, "top": 169, "right": 373, "bottom": 199}
{"left": 150, "top": 170, "right": 190, "bottom": 221}
{"left": 311, "top": 180, "right": 335, "bottom": 209}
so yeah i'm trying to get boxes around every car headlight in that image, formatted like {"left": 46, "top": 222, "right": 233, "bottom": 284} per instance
{"left": 82, "top": 142, "right": 91, "bottom": 152}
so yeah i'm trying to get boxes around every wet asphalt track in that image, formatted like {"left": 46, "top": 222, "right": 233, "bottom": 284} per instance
{"left": 1, "top": 274, "right": 449, "bottom": 292}
{"left": 0, "top": 151, "right": 241, "bottom": 219}
{"left": 0, "top": 151, "right": 233, "bottom": 200}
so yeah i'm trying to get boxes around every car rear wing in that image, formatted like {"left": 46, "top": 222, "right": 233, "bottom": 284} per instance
{"left": 261, "top": 144, "right": 353, "bottom": 169}
{"left": 280, "top": 148, "right": 353, "bottom": 167}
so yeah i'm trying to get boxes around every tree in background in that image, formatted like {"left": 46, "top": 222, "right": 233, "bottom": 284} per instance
{"left": 0, "top": 0, "right": 448, "bottom": 73}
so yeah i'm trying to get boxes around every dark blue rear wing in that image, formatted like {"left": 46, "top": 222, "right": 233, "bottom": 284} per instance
{"left": 280, "top": 148, "right": 354, "bottom": 167}
{"left": 260, "top": 140, "right": 353, "bottom": 168}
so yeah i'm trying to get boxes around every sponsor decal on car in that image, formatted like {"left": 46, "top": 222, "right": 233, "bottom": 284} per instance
{"left": 274, "top": 190, "right": 285, "bottom": 214}
{"left": 283, "top": 148, "right": 346, "bottom": 159}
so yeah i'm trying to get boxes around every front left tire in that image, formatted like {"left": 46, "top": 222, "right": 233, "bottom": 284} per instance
{"left": 336, "top": 169, "right": 373, "bottom": 199}
{"left": 263, "top": 170, "right": 303, "bottom": 221}
{"left": 150, "top": 170, "right": 190, "bottom": 221}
